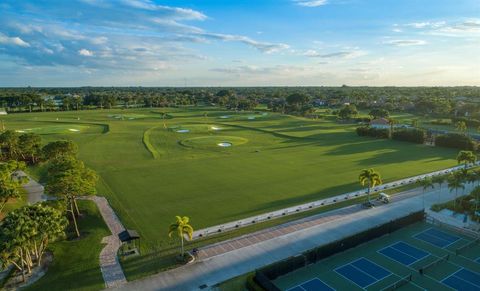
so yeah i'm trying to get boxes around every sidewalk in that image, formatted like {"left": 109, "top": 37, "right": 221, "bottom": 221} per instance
{"left": 113, "top": 183, "right": 476, "bottom": 291}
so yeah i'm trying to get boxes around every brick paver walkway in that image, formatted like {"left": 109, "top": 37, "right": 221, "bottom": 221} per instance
{"left": 198, "top": 205, "right": 361, "bottom": 259}
{"left": 82, "top": 196, "right": 127, "bottom": 288}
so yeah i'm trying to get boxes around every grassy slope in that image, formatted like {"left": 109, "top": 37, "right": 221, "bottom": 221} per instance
{"left": 2, "top": 108, "right": 458, "bottom": 248}
{"left": 25, "top": 200, "right": 109, "bottom": 291}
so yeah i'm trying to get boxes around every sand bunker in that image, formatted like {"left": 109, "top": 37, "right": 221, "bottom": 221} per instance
{"left": 211, "top": 126, "right": 222, "bottom": 130}
{"left": 15, "top": 130, "right": 26, "bottom": 133}
{"left": 176, "top": 129, "right": 190, "bottom": 133}
{"left": 219, "top": 115, "right": 231, "bottom": 119}
{"left": 217, "top": 142, "right": 232, "bottom": 147}
{"left": 68, "top": 129, "right": 80, "bottom": 132}
{"left": 248, "top": 116, "right": 256, "bottom": 120}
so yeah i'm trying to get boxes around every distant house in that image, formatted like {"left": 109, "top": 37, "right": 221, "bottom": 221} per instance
{"left": 370, "top": 118, "right": 390, "bottom": 129}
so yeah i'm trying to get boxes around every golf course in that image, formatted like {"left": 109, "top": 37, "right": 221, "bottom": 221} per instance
{"left": 2, "top": 107, "right": 458, "bottom": 247}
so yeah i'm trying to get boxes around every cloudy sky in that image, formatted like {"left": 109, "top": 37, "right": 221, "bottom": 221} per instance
{"left": 0, "top": 0, "right": 479, "bottom": 86}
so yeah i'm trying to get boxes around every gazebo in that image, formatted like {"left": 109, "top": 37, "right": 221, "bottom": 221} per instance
{"left": 118, "top": 229, "right": 140, "bottom": 256}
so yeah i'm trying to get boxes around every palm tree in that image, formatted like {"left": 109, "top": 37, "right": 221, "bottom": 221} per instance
{"left": 448, "top": 172, "right": 465, "bottom": 212}
{"left": 471, "top": 186, "right": 480, "bottom": 218}
{"left": 472, "top": 169, "right": 480, "bottom": 186}
{"left": 359, "top": 168, "right": 382, "bottom": 204}
{"left": 456, "top": 121, "right": 467, "bottom": 134}
{"left": 432, "top": 175, "right": 446, "bottom": 203}
{"left": 418, "top": 177, "right": 434, "bottom": 209}
{"left": 457, "top": 150, "right": 477, "bottom": 169}
{"left": 168, "top": 216, "right": 194, "bottom": 257}
{"left": 389, "top": 118, "right": 398, "bottom": 136}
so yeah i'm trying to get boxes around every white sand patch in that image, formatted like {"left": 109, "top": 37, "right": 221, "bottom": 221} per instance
{"left": 219, "top": 115, "right": 231, "bottom": 119}
{"left": 217, "top": 142, "right": 232, "bottom": 147}
{"left": 15, "top": 130, "right": 26, "bottom": 133}
{"left": 68, "top": 129, "right": 80, "bottom": 132}
{"left": 176, "top": 129, "right": 190, "bottom": 133}
{"left": 211, "top": 126, "right": 222, "bottom": 130}
{"left": 248, "top": 116, "right": 256, "bottom": 120}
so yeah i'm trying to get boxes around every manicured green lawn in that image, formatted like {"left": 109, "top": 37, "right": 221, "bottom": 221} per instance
{"left": 2, "top": 107, "right": 458, "bottom": 251}
{"left": 25, "top": 200, "right": 109, "bottom": 291}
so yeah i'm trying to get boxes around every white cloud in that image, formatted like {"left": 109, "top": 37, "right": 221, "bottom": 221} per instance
{"left": 405, "top": 21, "right": 446, "bottom": 29}
{"left": 384, "top": 39, "right": 427, "bottom": 46}
{"left": 294, "top": 0, "right": 328, "bottom": 7}
{"left": 78, "top": 49, "right": 94, "bottom": 56}
{"left": 201, "top": 33, "right": 289, "bottom": 53}
{"left": 0, "top": 33, "right": 30, "bottom": 47}
{"left": 303, "top": 49, "right": 367, "bottom": 58}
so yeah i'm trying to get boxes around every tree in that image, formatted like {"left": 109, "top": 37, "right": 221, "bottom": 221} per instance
{"left": 19, "top": 133, "right": 42, "bottom": 163}
{"left": 0, "top": 160, "right": 27, "bottom": 215}
{"left": 448, "top": 172, "right": 465, "bottom": 212}
{"left": 471, "top": 186, "right": 480, "bottom": 218}
{"left": 417, "top": 177, "right": 434, "bottom": 209}
{"left": 456, "top": 121, "right": 467, "bottom": 134}
{"left": 338, "top": 104, "right": 358, "bottom": 120}
{"left": 42, "top": 140, "right": 78, "bottom": 161}
{"left": 359, "top": 168, "right": 382, "bottom": 203}
{"left": 45, "top": 159, "right": 98, "bottom": 237}
{"left": 0, "top": 130, "right": 20, "bottom": 160}
{"left": 168, "top": 216, "right": 194, "bottom": 257}
{"left": 457, "top": 150, "right": 477, "bottom": 169}
{"left": 432, "top": 175, "right": 446, "bottom": 203}
{"left": 369, "top": 108, "right": 389, "bottom": 119}
{"left": 0, "top": 204, "right": 67, "bottom": 281}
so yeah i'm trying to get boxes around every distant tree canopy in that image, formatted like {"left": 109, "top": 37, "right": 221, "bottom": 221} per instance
{"left": 339, "top": 104, "right": 358, "bottom": 120}
{"left": 0, "top": 86, "right": 479, "bottom": 120}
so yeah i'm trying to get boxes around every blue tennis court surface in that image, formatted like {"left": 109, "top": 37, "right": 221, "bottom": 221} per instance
{"left": 414, "top": 228, "right": 460, "bottom": 248}
{"left": 335, "top": 258, "right": 390, "bottom": 288}
{"left": 442, "top": 268, "right": 480, "bottom": 290}
{"left": 287, "top": 278, "right": 335, "bottom": 291}
{"left": 379, "top": 241, "right": 429, "bottom": 266}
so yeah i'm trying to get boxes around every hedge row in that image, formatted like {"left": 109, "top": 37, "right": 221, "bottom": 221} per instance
{"left": 356, "top": 126, "right": 389, "bottom": 138}
{"left": 435, "top": 133, "right": 477, "bottom": 151}
{"left": 392, "top": 129, "right": 426, "bottom": 144}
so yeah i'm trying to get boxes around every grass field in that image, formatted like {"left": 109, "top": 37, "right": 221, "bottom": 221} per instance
{"left": 2, "top": 107, "right": 458, "bottom": 250}
{"left": 274, "top": 222, "right": 480, "bottom": 290}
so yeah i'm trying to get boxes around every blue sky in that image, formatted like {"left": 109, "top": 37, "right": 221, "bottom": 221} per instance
{"left": 0, "top": 0, "right": 479, "bottom": 86}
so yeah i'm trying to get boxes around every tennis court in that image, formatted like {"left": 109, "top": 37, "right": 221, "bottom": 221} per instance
{"left": 273, "top": 222, "right": 480, "bottom": 290}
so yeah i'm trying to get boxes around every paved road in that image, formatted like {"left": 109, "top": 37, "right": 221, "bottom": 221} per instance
{"left": 113, "top": 182, "right": 476, "bottom": 291}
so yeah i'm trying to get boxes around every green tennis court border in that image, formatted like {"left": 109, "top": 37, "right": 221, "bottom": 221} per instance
{"left": 255, "top": 213, "right": 480, "bottom": 291}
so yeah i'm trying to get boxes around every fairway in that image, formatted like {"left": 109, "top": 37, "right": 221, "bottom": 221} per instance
{"left": 2, "top": 107, "right": 458, "bottom": 246}
{"left": 274, "top": 222, "right": 480, "bottom": 290}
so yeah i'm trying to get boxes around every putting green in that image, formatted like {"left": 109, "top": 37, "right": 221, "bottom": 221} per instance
{"left": 15, "top": 124, "right": 90, "bottom": 135}
{"left": 180, "top": 135, "right": 248, "bottom": 149}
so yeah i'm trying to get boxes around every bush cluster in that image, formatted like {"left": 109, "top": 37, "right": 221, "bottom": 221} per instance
{"left": 392, "top": 129, "right": 426, "bottom": 144}
{"left": 452, "top": 117, "right": 480, "bottom": 128}
{"left": 435, "top": 133, "right": 477, "bottom": 151}
{"left": 356, "top": 126, "right": 390, "bottom": 139}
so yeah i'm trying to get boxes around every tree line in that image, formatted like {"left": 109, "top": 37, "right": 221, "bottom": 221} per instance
{"left": 0, "top": 86, "right": 479, "bottom": 118}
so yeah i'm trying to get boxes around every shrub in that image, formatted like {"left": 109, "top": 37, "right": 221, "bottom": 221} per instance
{"left": 435, "top": 133, "right": 477, "bottom": 151}
{"left": 452, "top": 117, "right": 480, "bottom": 128}
{"left": 246, "top": 274, "right": 266, "bottom": 291}
{"left": 356, "top": 126, "right": 389, "bottom": 139}
{"left": 392, "top": 129, "right": 426, "bottom": 144}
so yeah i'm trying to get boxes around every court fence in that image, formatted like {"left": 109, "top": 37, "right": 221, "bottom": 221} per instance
{"left": 254, "top": 210, "right": 424, "bottom": 291}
